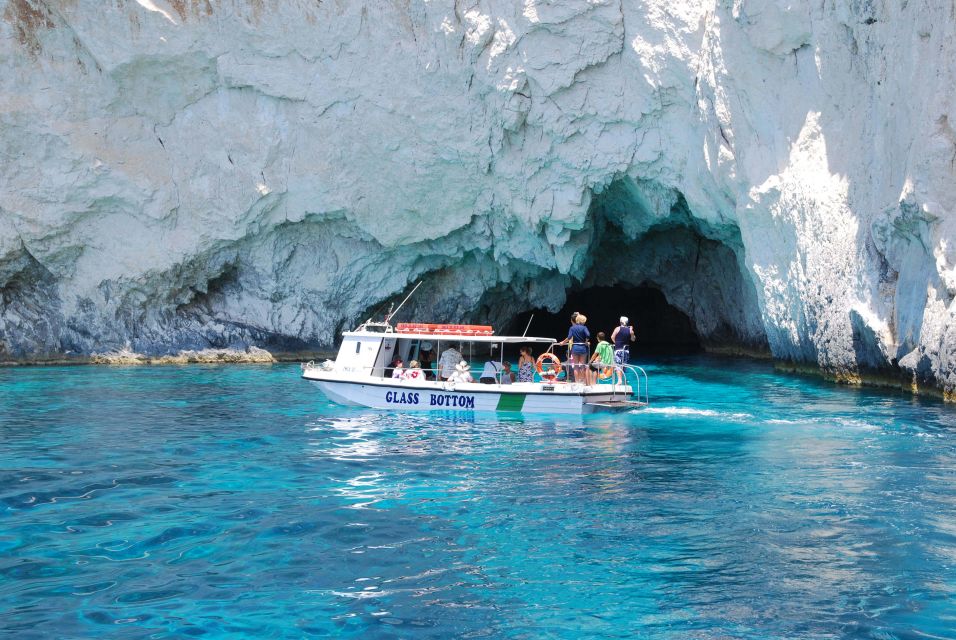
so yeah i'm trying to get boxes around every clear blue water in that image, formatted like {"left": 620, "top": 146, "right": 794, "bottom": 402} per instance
{"left": 2, "top": 358, "right": 956, "bottom": 639}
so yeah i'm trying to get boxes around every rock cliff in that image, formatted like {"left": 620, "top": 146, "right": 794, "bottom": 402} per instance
{"left": 1, "top": 0, "right": 955, "bottom": 396}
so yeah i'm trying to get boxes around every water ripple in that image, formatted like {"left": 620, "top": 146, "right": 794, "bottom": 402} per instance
{"left": 2, "top": 360, "right": 956, "bottom": 638}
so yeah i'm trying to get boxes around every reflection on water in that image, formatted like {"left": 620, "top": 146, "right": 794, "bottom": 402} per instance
{"left": 2, "top": 359, "right": 956, "bottom": 638}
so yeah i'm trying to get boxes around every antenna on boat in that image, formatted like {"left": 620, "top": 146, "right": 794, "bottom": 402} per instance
{"left": 385, "top": 281, "right": 423, "bottom": 325}
{"left": 521, "top": 313, "right": 535, "bottom": 337}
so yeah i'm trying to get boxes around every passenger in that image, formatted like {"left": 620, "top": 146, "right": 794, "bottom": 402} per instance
{"left": 479, "top": 360, "right": 503, "bottom": 384}
{"left": 589, "top": 331, "right": 619, "bottom": 385}
{"left": 438, "top": 344, "right": 463, "bottom": 380}
{"left": 402, "top": 360, "right": 424, "bottom": 381}
{"left": 558, "top": 314, "right": 590, "bottom": 383}
{"left": 419, "top": 341, "right": 436, "bottom": 380}
{"left": 390, "top": 358, "right": 404, "bottom": 379}
{"left": 611, "top": 316, "right": 635, "bottom": 366}
{"left": 517, "top": 347, "right": 535, "bottom": 382}
{"left": 565, "top": 312, "right": 580, "bottom": 363}
{"left": 501, "top": 362, "right": 515, "bottom": 384}
{"left": 449, "top": 360, "right": 473, "bottom": 383}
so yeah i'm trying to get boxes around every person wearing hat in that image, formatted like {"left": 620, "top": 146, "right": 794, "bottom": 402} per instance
{"left": 419, "top": 341, "right": 436, "bottom": 379}
{"left": 449, "top": 360, "right": 473, "bottom": 383}
{"left": 611, "top": 316, "right": 635, "bottom": 365}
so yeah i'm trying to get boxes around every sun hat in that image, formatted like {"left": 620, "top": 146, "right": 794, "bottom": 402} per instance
{"left": 455, "top": 360, "right": 470, "bottom": 372}
{"left": 421, "top": 341, "right": 433, "bottom": 350}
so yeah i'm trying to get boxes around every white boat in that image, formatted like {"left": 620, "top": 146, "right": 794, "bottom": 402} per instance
{"left": 301, "top": 320, "right": 649, "bottom": 415}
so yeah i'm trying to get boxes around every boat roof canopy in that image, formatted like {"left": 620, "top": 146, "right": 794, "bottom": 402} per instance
{"left": 344, "top": 330, "right": 556, "bottom": 345}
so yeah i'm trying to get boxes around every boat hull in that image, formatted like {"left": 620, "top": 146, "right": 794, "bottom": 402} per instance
{"left": 303, "top": 371, "right": 640, "bottom": 415}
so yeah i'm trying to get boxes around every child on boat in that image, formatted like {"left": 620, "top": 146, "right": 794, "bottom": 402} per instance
{"left": 589, "top": 332, "right": 619, "bottom": 385}
{"left": 390, "top": 358, "right": 404, "bottom": 379}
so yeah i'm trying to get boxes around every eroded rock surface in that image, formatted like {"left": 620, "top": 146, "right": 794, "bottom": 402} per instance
{"left": 1, "top": 1, "right": 955, "bottom": 395}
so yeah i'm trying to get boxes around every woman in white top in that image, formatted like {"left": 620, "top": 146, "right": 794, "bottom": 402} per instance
{"left": 402, "top": 360, "right": 424, "bottom": 381}
{"left": 449, "top": 361, "right": 473, "bottom": 383}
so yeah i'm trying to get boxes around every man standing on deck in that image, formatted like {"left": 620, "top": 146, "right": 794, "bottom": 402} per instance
{"left": 438, "top": 344, "right": 463, "bottom": 380}
{"left": 611, "top": 316, "right": 635, "bottom": 367}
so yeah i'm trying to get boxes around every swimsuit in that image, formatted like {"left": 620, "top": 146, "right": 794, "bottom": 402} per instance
{"left": 518, "top": 360, "right": 534, "bottom": 382}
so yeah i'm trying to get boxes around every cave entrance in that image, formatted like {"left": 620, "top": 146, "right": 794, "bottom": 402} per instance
{"left": 507, "top": 286, "right": 701, "bottom": 355}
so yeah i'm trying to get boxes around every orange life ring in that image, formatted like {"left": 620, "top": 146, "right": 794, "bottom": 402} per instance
{"left": 535, "top": 352, "right": 563, "bottom": 378}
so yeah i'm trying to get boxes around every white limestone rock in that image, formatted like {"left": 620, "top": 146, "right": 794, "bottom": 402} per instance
{"left": 1, "top": 0, "right": 955, "bottom": 396}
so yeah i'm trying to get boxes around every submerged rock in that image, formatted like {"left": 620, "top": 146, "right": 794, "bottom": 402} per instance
{"left": 90, "top": 346, "right": 274, "bottom": 365}
{"left": 151, "top": 347, "right": 275, "bottom": 365}
{"left": 1, "top": 1, "right": 955, "bottom": 396}
{"left": 89, "top": 347, "right": 148, "bottom": 366}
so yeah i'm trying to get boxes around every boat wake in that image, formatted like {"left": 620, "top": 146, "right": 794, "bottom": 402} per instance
{"left": 640, "top": 406, "right": 755, "bottom": 421}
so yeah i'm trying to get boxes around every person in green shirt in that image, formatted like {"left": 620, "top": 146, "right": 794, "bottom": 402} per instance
{"left": 589, "top": 332, "right": 620, "bottom": 385}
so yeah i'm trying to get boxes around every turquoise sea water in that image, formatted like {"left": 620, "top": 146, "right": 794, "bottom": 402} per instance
{"left": 2, "top": 358, "right": 956, "bottom": 639}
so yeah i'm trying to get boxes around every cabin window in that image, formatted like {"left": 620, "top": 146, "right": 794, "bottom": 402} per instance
{"left": 355, "top": 342, "right": 361, "bottom": 354}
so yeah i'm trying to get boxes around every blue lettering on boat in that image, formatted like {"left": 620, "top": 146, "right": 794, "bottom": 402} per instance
{"left": 385, "top": 391, "right": 420, "bottom": 405}
{"left": 429, "top": 393, "right": 475, "bottom": 409}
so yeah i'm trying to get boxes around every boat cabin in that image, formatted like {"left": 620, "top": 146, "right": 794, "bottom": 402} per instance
{"left": 304, "top": 321, "right": 649, "bottom": 413}
{"left": 331, "top": 323, "right": 556, "bottom": 380}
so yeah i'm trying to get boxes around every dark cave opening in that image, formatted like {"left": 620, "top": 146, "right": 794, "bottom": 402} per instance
{"left": 506, "top": 286, "right": 701, "bottom": 355}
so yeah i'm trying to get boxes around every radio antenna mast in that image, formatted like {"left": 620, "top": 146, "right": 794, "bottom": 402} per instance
{"left": 521, "top": 313, "right": 535, "bottom": 337}
{"left": 385, "top": 281, "right": 423, "bottom": 324}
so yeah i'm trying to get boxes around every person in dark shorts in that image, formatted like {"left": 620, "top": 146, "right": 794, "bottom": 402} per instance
{"left": 559, "top": 314, "right": 590, "bottom": 383}
{"left": 611, "top": 316, "right": 635, "bottom": 365}
{"left": 565, "top": 312, "right": 580, "bottom": 362}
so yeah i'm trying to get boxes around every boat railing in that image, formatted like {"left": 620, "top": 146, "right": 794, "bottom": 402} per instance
{"left": 301, "top": 360, "right": 335, "bottom": 372}
{"left": 304, "top": 360, "right": 647, "bottom": 402}
{"left": 601, "top": 364, "right": 648, "bottom": 405}
{"left": 354, "top": 320, "right": 396, "bottom": 333}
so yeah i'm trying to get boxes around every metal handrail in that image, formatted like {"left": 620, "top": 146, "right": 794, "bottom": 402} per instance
{"left": 591, "top": 363, "right": 648, "bottom": 405}
{"left": 620, "top": 364, "right": 649, "bottom": 405}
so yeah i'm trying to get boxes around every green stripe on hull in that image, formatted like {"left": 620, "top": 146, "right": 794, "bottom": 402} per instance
{"left": 496, "top": 393, "right": 526, "bottom": 412}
